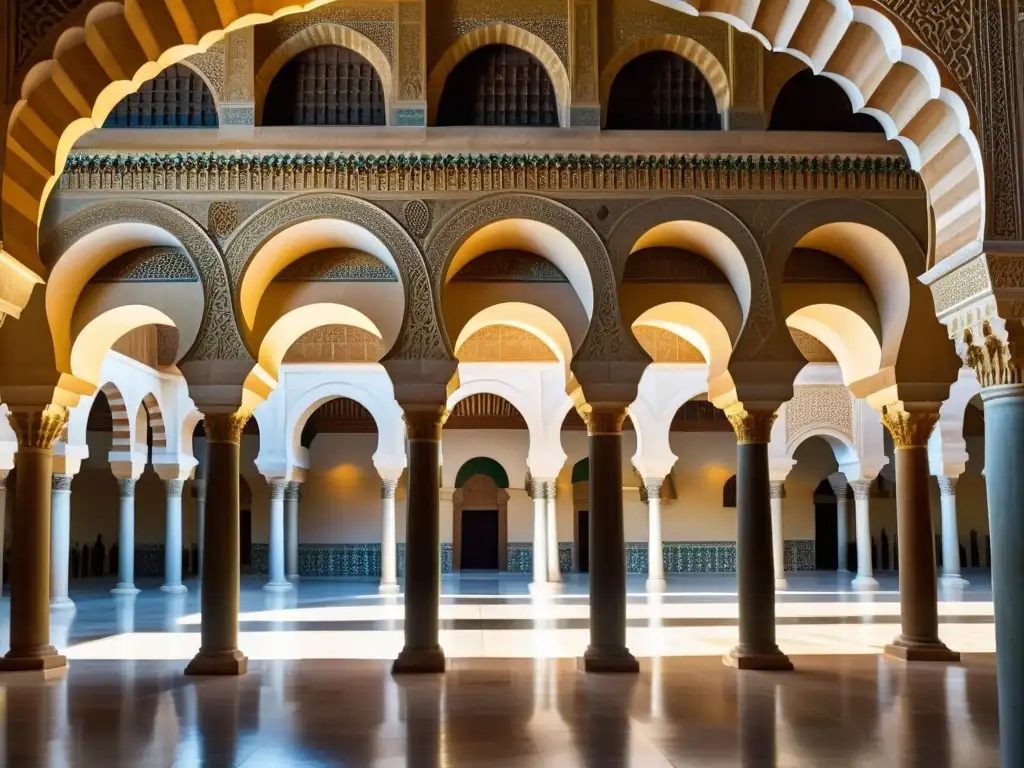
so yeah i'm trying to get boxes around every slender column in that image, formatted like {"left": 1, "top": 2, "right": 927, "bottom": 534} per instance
{"left": 185, "top": 410, "right": 250, "bottom": 676}
{"left": 850, "top": 480, "right": 878, "bottom": 591}
{"left": 393, "top": 406, "right": 446, "bottom": 674}
{"left": 0, "top": 471, "right": 7, "bottom": 597}
{"left": 881, "top": 405, "right": 958, "bottom": 662}
{"left": 380, "top": 478, "right": 399, "bottom": 594}
{"left": 194, "top": 479, "right": 206, "bottom": 579}
{"left": 111, "top": 478, "right": 140, "bottom": 595}
{"left": 49, "top": 474, "right": 74, "bottom": 610}
{"left": 830, "top": 477, "right": 849, "bottom": 571}
{"left": 769, "top": 481, "right": 788, "bottom": 590}
{"left": 529, "top": 479, "right": 549, "bottom": 593}
{"left": 1, "top": 406, "right": 68, "bottom": 671}
{"left": 285, "top": 482, "right": 300, "bottom": 581}
{"left": 937, "top": 476, "right": 968, "bottom": 587}
{"left": 980, "top": 384, "right": 1024, "bottom": 767}
{"left": 724, "top": 406, "right": 792, "bottom": 670}
{"left": 646, "top": 478, "right": 666, "bottom": 593}
{"left": 264, "top": 480, "right": 290, "bottom": 591}
{"left": 161, "top": 479, "right": 187, "bottom": 594}
{"left": 545, "top": 481, "right": 561, "bottom": 585}
{"left": 580, "top": 405, "right": 638, "bottom": 673}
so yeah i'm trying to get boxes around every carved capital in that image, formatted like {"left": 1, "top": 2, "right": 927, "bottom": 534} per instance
{"left": 849, "top": 480, "right": 872, "bottom": 501}
{"left": 285, "top": 481, "right": 301, "bottom": 503}
{"left": 643, "top": 478, "right": 663, "bottom": 504}
{"left": 724, "top": 403, "right": 776, "bottom": 445}
{"left": 578, "top": 404, "right": 628, "bottom": 436}
{"left": 937, "top": 476, "right": 958, "bottom": 498}
{"left": 403, "top": 406, "right": 445, "bottom": 441}
{"left": 161, "top": 479, "right": 182, "bottom": 498}
{"left": 203, "top": 410, "right": 251, "bottom": 445}
{"left": 7, "top": 405, "right": 68, "bottom": 450}
{"left": 118, "top": 478, "right": 136, "bottom": 499}
{"left": 544, "top": 481, "right": 557, "bottom": 501}
{"left": 382, "top": 479, "right": 399, "bottom": 500}
{"left": 880, "top": 403, "right": 938, "bottom": 448}
{"left": 769, "top": 481, "right": 785, "bottom": 500}
{"left": 269, "top": 479, "right": 287, "bottom": 500}
{"left": 962, "top": 320, "right": 1023, "bottom": 389}
{"left": 828, "top": 477, "right": 848, "bottom": 500}
{"left": 52, "top": 473, "right": 73, "bottom": 493}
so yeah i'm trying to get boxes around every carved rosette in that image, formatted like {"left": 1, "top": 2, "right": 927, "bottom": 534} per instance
{"left": 937, "top": 476, "right": 959, "bottom": 498}
{"left": 849, "top": 480, "right": 872, "bottom": 502}
{"left": 578, "top": 404, "right": 628, "bottom": 436}
{"left": 203, "top": 410, "right": 252, "bottom": 445}
{"left": 880, "top": 403, "right": 939, "bottom": 448}
{"left": 164, "top": 479, "right": 185, "bottom": 498}
{"left": 381, "top": 479, "right": 399, "bottom": 500}
{"left": 769, "top": 481, "right": 785, "bottom": 500}
{"left": 403, "top": 406, "right": 445, "bottom": 441}
{"left": 118, "top": 478, "right": 137, "bottom": 499}
{"left": 7, "top": 405, "right": 69, "bottom": 450}
{"left": 52, "top": 473, "right": 73, "bottom": 492}
{"left": 285, "top": 481, "right": 301, "bottom": 503}
{"left": 269, "top": 479, "right": 287, "bottom": 500}
{"left": 724, "top": 404, "right": 777, "bottom": 445}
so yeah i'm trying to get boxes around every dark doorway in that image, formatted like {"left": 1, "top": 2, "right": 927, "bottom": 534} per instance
{"left": 577, "top": 510, "right": 590, "bottom": 573}
{"left": 813, "top": 477, "right": 839, "bottom": 571}
{"left": 461, "top": 510, "right": 499, "bottom": 570}
{"left": 240, "top": 509, "right": 252, "bottom": 568}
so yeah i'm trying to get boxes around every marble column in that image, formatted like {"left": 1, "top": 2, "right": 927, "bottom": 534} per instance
{"left": 194, "top": 478, "right": 206, "bottom": 579}
{"left": 380, "top": 479, "right": 399, "bottom": 594}
{"left": 0, "top": 470, "right": 7, "bottom": 597}
{"left": 724, "top": 407, "right": 792, "bottom": 670}
{"left": 49, "top": 474, "right": 74, "bottom": 610}
{"left": 529, "top": 479, "right": 548, "bottom": 593}
{"left": 185, "top": 411, "right": 249, "bottom": 676}
{"left": 849, "top": 480, "right": 878, "bottom": 591}
{"left": 393, "top": 406, "right": 446, "bottom": 674}
{"left": 645, "top": 478, "right": 666, "bottom": 593}
{"left": 937, "top": 476, "right": 968, "bottom": 587}
{"left": 545, "top": 481, "right": 561, "bottom": 586}
{"left": 1, "top": 407, "right": 68, "bottom": 672}
{"left": 581, "top": 405, "right": 638, "bottom": 673}
{"left": 769, "top": 481, "right": 787, "bottom": 590}
{"left": 880, "top": 406, "right": 958, "bottom": 662}
{"left": 979, "top": 383, "right": 1024, "bottom": 767}
{"left": 264, "top": 480, "right": 290, "bottom": 591}
{"left": 111, "top": 478, "right": 140, "bottom": 596}
{"left": 285, "top": 482, "right": 300, "bottom": 581}
{"left": 161, "top": 479, "right": 187, "bottom": 594}
{"left": 830, "top": 477, "right": 849, "bottom": 571}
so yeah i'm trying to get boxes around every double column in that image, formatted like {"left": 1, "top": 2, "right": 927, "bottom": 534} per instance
{"left": 724, "top": 405, "right": 792, "bottom": 670}
{"left": 769, "top": 481, "right": 787, "bottom": 590}
{"left": 264, "top": 479, "right": 291, "bottom": 591}
{"left": 529, "top": 479, "right": 550, "bottom": 594}
{"left": 645, "top": 478, "right": 666, "bottom": 593}
{"left": 880, "top": 404, "right": 958, "bottom": 662}
{"left": 111, "top": 476, "right": 140, "bottom": 595}
{"left": 937, "top": 476, "right": 968, "bottom": 587}
{"left": 849, "top": 480, "right": 878, "bottom": 591}
{"left": 185, "top": 410, "right": 250, "bottom": 676}
{"left": 379, "top": 477, "right": 399, "bottom": 593}
{"left": 392, "top": 406, "right": 446, "bottom": 674}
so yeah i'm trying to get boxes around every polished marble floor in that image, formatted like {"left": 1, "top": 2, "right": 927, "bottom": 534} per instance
{"left": 0, "top": 572, "right": 1001, "bottom": 766}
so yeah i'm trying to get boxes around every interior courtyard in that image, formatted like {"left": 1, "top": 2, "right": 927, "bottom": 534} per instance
{"left": 0, "top": 0, "right": 1019, "bottom": 765}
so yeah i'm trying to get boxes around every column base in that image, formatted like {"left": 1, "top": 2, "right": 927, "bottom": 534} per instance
{"left": 774, "top": 578, "right": 789, "bottom": 591}
{"left": 545, "top": 579, "right": 563, "bottom": 594}
{"left": 50, "top": 596, "right": 76, "bottom": 611}
{"left": 161, "top": 584, "right": 188, "bottom": 595}
{"left": 287, "top": 574, "right": 300, "bottom": 582}
{"left": 378, "top": 582, "right": 400, "bottom": 595}
{"left": 940, "top": 574, "right": 970, "bottom": 588}
{"left": 884, "top": 639, "right": 960, "bottom": 663}
{"left": 0, "top": 647, "right": 67, "bottom": 674}
{"left": 723, "top": 645, "right": 794, "bottom": 671}
{"left": 111, "top": 584, "right": 140, "bottom": 596}
{"left": 185, "top": 649, "right": 248, "bottom": 676}
{"left": 852, "top": 575, "right": 879, "bottom": 592}
{"left": 529, "top": 580, "right": 555, "bottom": 595}
{"left": 577, "top": 646, "right": 640, "bottom": 673}
{"left": 646, "top": 577, "right": 667, "bottom": 594}
{"left": 262, "top": 581, "right": 293, "bottom": 593}
{"left": 392, "top": 645, "right": 446, "bottom": 674}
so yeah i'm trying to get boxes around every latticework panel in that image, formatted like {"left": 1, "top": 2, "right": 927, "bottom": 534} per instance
{"left": 103, "top": 64, "right": 217, "bottom": 128}
{"left": 606, "top": 51, "right": 720, "bottom": 131}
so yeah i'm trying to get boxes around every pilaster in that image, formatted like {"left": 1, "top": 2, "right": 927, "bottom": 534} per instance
{"left": 726, "top": 27, "right": 764, "bottom": 130}
{"left": 221, "top": 29, "right": 255, "bottom": 128}
{"left": 569, "top": 0, "right": 600, "bottom": 128}
{"left": 395, "top": 1, "right": 427, "bottom": 126}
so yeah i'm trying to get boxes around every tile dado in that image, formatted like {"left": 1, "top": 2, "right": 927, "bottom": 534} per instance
{"left": 245, "top": 541, "right": 815, "bottom": 576}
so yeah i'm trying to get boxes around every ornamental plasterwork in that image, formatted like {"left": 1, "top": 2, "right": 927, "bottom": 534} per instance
{"left": 457, "top": 325, "right": 558, "bottom": 363}
{"left": 254, "top": 4, "right": 396, "bottom": 69}
{"left": 789, "top": 329, "right": 836, "bottom": 363}
{"left": 92, "top": 247, "right": 200, "bottom": 283}
{"left": 785, "top": 385, "right": 854, "bottom": 452}
{"left": 283, "top": 324, "right": 386, "bottom": 363}
{"left": 451, "top": 251, "right": 567, "bottom": 282}
{"left": 186, "top": 40, "right": 226, "bottom": 99}
{"left": 58, "top": 153, "right": 921, "bottom": 196}
{"left": 623, "top": 248, "right": 727, "bottom": 282}
{"left": 439, "top": 15, "right": 569, "bottom": 71}
{"left": 274, "top": 249, "right": 398, "bottom": 282}
{"left": 632, "top": 326, "right": 706, "bottom": 363}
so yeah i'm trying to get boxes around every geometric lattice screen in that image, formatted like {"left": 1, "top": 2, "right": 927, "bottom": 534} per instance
{"left": 606, "top": 51, "right": 720, "bottom": 130}
{"left": 103, "top": 64, "right": 218, "bottom": 128}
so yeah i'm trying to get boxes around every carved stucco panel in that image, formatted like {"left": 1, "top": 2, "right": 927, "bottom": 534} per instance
{"left": 785, "top": 385, "right": 854, "bottom": 454}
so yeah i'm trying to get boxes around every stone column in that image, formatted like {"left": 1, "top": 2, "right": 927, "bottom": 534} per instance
{"left": 49, "top": 473, "right": 74, "bottom": 610}
{"left": 545, "top": 481, "right": 561, "bottom": 586}
{"left": 724, "top": 406, "right": 792, "bottom": 670}
{"left": 393, "top": 406, "right": 446, "bottom": 674}
{"left": 830, "top": 477, "right": 849, "bottom": 571}
{"left": 194, "top": 478, "right": 206, "bottom": 579}
{"left": 937, "top": 476, "right": 968, "bottom": 587}
{"left": 850, "top": 480, "right": 878, "bottom": 591}
{"left": 580, "top": 405, "right": 638, "bottom": 673}
{"left": 111, "top": 478, "right": 140, "bottom": 595}
{"left": 380, "top": 478, "right": 399, "bottom": 594}
{"left": 264, "top": 480, "right": 290, "bottom": 591}
{"left": 529, "top": 479, "right": 549, "bottom": 593}
{"left": 645, "top": 478, "right": 666, "bottom": 593}
{"left": 185, "top": 411, "right": 249, "bottom": 676}
{"left": 161, "top": 479, "right": 187, "bottom": 594}
{"left": 285, "top": 482, "right": 300, "bottom": 581}
{"left": 769, "top": 481, "right": 787, "bottom": 590}
{"left": 979, "top": 383, "right": 1024, "bottom": 767}
{"left": 880, "top": 405, "right": 958, "bottom": 662}
{"left": 0, "top": 470, "right": 7, "bottom": 596}
{"left": 1, "top": 407, "right": 68, "bottom": 672}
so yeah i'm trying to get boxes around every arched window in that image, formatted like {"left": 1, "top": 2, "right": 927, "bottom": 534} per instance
{"left": 723, "top": 475, "right": 737, "bottom": 508}
{"left": 263, "top": 46, "right": 386, "bottom": 126}
{"left": 103, "top": 64, "right": 217, "bottom": 128}
{"left": 437, "top": 44, "right": 559, "bottom": 127}
{"left": 455, "top": 457, "right": 511, "bottom": 489}
{"left": 769, "top": 69, "right": 884, "bottom": 133}
{"left": 606, "top": 51, "right": 720, "bottom": 130}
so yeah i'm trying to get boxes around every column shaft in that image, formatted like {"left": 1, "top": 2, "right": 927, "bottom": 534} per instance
{"left": 50, "top": 474, "right": 74, "bottom": 609}
{"left": 285, "top": 483, "right": 300, "bottom": 580}
{"left": 836, "top": 497, "right": 849, "bottom": 571}
{"left": 380, "top": 479, "right": 398, "bottom": 593}
{"left": 111, "top": 478, "right": 139, "bottom": 595}
{"left": 545, "top": 482, "right": 561, "bottom": 584}
{"left": 161, "top": 480, "right": 186, "bottom": 593}
{"left": 938, "top": 477, "right": 966, "bottom": 585}
{"left": 981, "top": 385, "right": 1024, "bottom": 767}
{"left": 646, "top": 479, "right": 665, "bottom": 592}
{"left": 185, "top": 411, "right": 249, "bottom": 675}
{"left": 850, "top": 481, "right": 878, "bottom": 591}
{"left": 265, "top": 480, "right": 289, "bottom": 591}
{"left": 769, "top": 482, "right": 787, "bottom": 589}
{"left": 0, "top": 472, "right": 7, "bottom": 597}
{"left": 581, "top": 406, "right": 637, "bottom": 673}
{"left": 530, "top": 481, "right": 548, "bottom": 592}
{"left": 393, "top": 407, "right": 445, "bottom": 674}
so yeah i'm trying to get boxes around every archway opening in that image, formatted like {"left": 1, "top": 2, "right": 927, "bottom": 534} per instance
{"left": 606, "top": 51, "right": 721, "bottom": 130}
{"left": 452, "top": 455, "right": 512, "bottom": 572}
{"left": 769, "top": 69, "right": 884, "bottom": 133}
{"left": 102, "top": 63, "right": 217, "bottom": 128}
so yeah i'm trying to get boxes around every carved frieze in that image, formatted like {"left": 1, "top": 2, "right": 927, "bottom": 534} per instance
{"left": 450, "top": 251, "right": 567, "bottom": 282}
{"left": 274, "top": 249, "right": 398, "bottom": 282}
{"left": 457, "top": 325, "right": 558, "bottom": 362}
{"left": 254, "top": 4, "right": 396, "bottom": 70}
{"left": 633, "top": 326, "right": 706, "bottom": 363}
{"left": 283, "top": 324, "right": 386, "bottom": 363}
{"left": 92, "top": 247, "right": 199, "bottom": 283}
